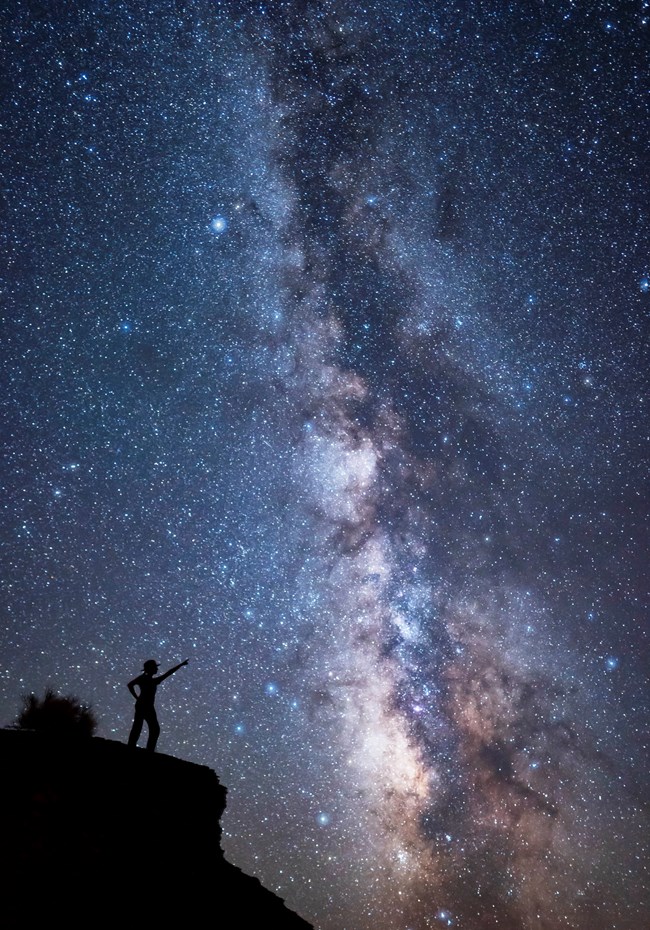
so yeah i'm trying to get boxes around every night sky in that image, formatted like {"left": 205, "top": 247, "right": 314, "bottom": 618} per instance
{"left": 1, "top": 2, "right": 648, "bottom": 928}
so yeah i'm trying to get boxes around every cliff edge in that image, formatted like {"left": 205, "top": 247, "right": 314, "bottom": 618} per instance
{"left": 1, "top": 728, "right": 313, "bottom": 929}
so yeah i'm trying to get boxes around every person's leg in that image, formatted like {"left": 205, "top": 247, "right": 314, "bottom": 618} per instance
{"left": 128, "top": 707, "right": 144, "bottom": 748}
{"left": 145, "top": 707, "right": 160, "bottom": 751}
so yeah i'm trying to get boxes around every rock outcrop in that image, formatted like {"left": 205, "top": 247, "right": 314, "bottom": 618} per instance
{"left": 1, "top": 728, "right": 313, "bottom": 929}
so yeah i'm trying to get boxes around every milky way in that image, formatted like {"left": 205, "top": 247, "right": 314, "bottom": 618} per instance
{"left": 1, "top": 2, "right": 648, "bottom": 928}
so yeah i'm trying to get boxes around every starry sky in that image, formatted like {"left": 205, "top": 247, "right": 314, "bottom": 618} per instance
{"left": 1, "top": 1, "right": 648, "bottom": 928}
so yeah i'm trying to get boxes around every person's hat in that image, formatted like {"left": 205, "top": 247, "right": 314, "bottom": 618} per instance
{"left": 143, "top": 659, "right": 159, "bottom": 672}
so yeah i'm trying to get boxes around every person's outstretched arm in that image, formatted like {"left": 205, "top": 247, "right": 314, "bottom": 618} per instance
{"left": 157, "top": 659, "right": 189, "bottom": 682}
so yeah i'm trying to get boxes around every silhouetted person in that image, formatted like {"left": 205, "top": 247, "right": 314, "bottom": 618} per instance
{"left": 127, "top": 658, "right": 188, "bottom": 751}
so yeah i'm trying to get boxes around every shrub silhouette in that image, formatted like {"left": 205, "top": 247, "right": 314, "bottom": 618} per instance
{"left": 16, "top": 688, "right": 97, "bottom": 738}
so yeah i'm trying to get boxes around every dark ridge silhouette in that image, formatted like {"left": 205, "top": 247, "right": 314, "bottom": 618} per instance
{"left": 1, "top": 729, "right": 314, "bottom": 930}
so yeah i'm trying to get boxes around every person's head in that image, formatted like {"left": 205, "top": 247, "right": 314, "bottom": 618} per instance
{"left": 143, "top": 659, "right": 159, "bottom": 675}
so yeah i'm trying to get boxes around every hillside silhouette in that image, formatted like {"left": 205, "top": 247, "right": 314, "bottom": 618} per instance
{"left": 1, "top": 728, "right": 313, "bottom": 929}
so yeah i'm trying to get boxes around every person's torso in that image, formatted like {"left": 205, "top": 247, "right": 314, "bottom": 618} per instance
{"left": 135, "top": 675, "right": 158, "bottom": 705}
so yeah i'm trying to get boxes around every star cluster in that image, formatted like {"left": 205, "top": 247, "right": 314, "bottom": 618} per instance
{"left": 1, "top": 2, "right": 648, "bottom": 928}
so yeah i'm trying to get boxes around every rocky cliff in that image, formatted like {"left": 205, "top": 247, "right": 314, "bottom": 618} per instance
{"left": 1, "top": 728, "right": 313, "bottom": 929}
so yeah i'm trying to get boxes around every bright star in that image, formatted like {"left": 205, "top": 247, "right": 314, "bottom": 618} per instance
{"left": 210, "top": 215, "right": 228, "bottom": 234}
